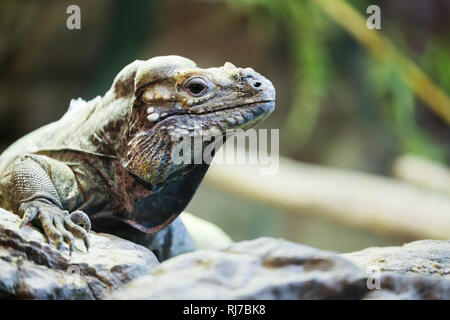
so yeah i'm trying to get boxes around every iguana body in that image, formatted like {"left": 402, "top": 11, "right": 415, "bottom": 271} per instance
{"left": 0, "top": 56, "right": 275, "bottom": 257}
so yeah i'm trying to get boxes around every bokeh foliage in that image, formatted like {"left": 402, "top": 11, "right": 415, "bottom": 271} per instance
{"left": 225, "top": 0, "right": 450, "bottom": 163}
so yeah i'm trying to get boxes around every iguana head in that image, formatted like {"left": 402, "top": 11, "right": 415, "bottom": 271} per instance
{"left": 111, "top": 56, "right": 275, "bottom": 186}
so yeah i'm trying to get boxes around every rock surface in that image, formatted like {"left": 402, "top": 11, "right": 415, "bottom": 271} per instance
{"left": 343, "top": 240, "right": 450, "bottom": 299}
{"left": 111, "top": 238, "right": 450, "bottom": 300}
{"left": 343, "top": 240, "right": 450, "bottom": 278}
{"left": 0, "top": 209, "right": 159, "bottom": 299}
{"left": 1, "top": 206, "right": 449, "bottom": 300}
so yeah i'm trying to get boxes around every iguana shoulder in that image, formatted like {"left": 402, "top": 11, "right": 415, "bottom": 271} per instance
{"left": 0, "top": 92, "right": 125, "bottom": 175}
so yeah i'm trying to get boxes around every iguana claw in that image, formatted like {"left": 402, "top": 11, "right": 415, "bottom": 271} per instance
{"left": 67, "top": 211, "right": 91, "bottom": 251}
{"left": 69, "top": 211, "right": 91, "bottom": 233}
{"left": 19, "top": 201, "right": 91, "bottom": 254}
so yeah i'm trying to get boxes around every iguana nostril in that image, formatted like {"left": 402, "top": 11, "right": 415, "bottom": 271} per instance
{"left": 253, "top": 81, "right": 262, "bottom": 88}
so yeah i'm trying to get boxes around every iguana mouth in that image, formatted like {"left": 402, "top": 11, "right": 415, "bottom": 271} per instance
{"left": 191, "top": 99, "right": 276, "bottom": 116}
{"left": 155, "top": 100, "right": 275, "bottom": 124}
{"left": 150, "top": 100, "right": 275, "bottom": 133}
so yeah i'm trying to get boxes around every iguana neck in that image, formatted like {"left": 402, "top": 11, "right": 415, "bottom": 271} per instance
{"left": 74, "top": 90, "right": 183, "bottom": 186}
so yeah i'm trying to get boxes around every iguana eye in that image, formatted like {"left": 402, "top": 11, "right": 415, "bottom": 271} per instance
{"left": 183, "top": 77, "right": 211, "bottom": 97}
{"left": 188, "top": 83, "right": 205, "bottom": 95}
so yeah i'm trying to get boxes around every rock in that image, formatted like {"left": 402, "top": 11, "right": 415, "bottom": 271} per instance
{"left": 0, "top": 208, "right": 159, "bottom": 299}
{"left": 111, "top": 237, "right": 450, "bottom": 300}
{"left": 2, "top": 205, "right": 449, "bottom": 300}
{"left": 342, "top": 240, "right": 450, "bottom": 278}
{"left": 180, "top": 212, "right": 233, "bottom": 250}
{"left": 94, "top": 214, "right": 197, "bottom": 262}
{"left": 110, "top": 237, "right": 366, "bottom": 299}
{"left": 342, "top": 240, "right": 450, "bottom": 299}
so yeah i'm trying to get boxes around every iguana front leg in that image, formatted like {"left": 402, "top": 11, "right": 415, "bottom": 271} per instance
{"left": 0, "top": 154, "right": 90, "bottom": 253}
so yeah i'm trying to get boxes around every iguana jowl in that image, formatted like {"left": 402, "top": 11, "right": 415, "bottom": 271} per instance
{"left": 0, "top": 56, "right": 275, "bottom": 254}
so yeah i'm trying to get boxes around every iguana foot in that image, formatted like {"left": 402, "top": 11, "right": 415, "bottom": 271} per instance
{"left": 19, "top": 201, "right": 90, "bottom": 254}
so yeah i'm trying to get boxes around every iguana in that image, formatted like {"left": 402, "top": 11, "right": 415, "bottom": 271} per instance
{"left": 0, "top": 56, "right": 275, "bottom": 257}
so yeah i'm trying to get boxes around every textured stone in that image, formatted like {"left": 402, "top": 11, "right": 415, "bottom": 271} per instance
{"left": 342, "top": 240, "right": 450, "bottom": 278}
{"left": 342, "top": 240, "right": 450, "bottom": 299}
{"left": 0, "top": 209, "right": 159, "bottom": 299}
{"left": 111, "top": 238, "right": 450, "bottom": 300}
{"left": 2, "top": 205, "right": 449, "bottom": 300}
{"left": 110, "top": 238, "right": 366, "bottom": 299}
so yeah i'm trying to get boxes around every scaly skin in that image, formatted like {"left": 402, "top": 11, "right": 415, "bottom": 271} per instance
{"left": 0, "top": 56, "right": 275, "bottom": 254}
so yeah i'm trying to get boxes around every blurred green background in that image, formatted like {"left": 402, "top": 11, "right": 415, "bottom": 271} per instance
{"left": 0, "top": 0, "right": 449, "bottom": 252}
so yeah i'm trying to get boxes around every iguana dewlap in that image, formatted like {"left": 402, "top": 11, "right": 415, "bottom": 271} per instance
{"left": 0, "top": 56, "right": 275, "bottom": 254}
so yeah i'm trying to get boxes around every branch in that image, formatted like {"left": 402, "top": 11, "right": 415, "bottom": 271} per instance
{"left": 204, "top": 156, "right": 450, "bottom": 240}
{"left": 392, "top": 154, "right": 450, "bottom": 197}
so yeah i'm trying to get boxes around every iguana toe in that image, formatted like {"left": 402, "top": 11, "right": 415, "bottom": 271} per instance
{"left": 55, "top": 217, "right": 75, "bottom": 255}
{"left": 38, "top": 208, "right": 64, "bottom": 250}
{"left": 65, "top": 213, "right": 90, "bottom": 252}
{"left": 69, "top": 211, "right": 91, "bottom": 232}
{"left": 18, "top": 204, "right": 38, "bottom": 228}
